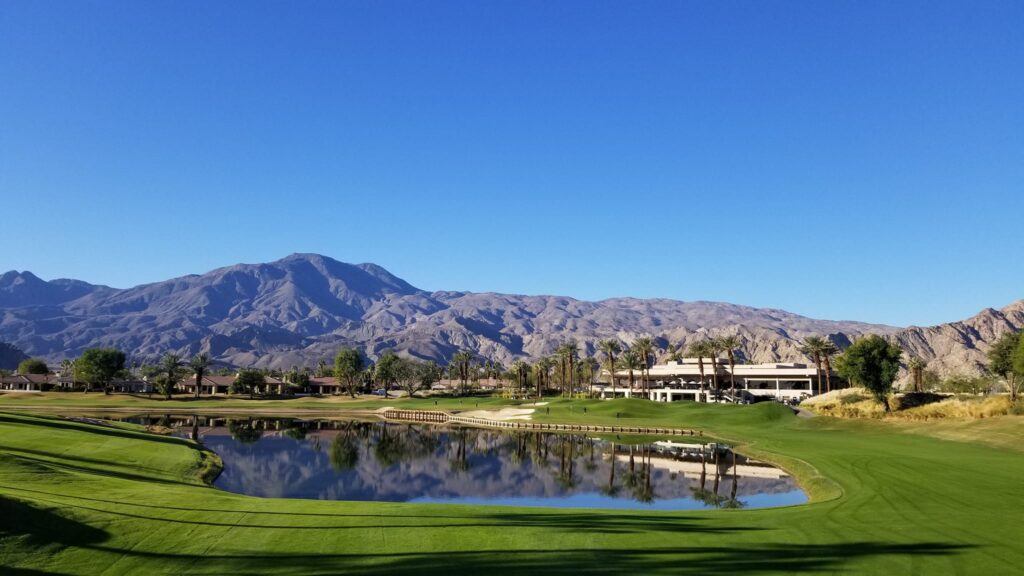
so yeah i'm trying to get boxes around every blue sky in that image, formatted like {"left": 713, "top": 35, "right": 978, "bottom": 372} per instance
{"left": 1, "top": 1, "right": 1021, "bottom": 327}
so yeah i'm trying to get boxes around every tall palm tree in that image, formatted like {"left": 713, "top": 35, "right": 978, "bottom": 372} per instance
{"left": 509, "top": 360, "right": 528, "bottom": 396}
{"left": 158, "top": 353, "right": 184, "bottom": 400}
{"left": 908, "top": 356, "right": 927, "bottom": 393}
{"left": 451, "top": 351, "right": 472, "bottom": 396}
{"left": 633, "top": 336, "right": 654, "bottom": 394}
{"left": 716, "top": 336, "right": 742, "bottom": 400}
{"left": 821, "top": 341, "right": 839, "bottom": 393}
{"left": 598, "top": 339, "right": 621, "bottom": 388}
{"left": 707, "top": 339, "right": 724, "bottom": 398}
{"left": 621, "top": 349, "right": 642, "bottom": 392}
{"left": 687, "top": 340, "right": 712, "bottom": 400}
{"left": 536, "top": 356, "right": 557, "bottom": 398}
{"left": 563, "top": 340, "right": 578, "bottom": 397}
{"left": 190, "top": 353, "right": 211, "bottom": 398}
{"left": 800, "top": 336, "right": 828, "bottom": 396}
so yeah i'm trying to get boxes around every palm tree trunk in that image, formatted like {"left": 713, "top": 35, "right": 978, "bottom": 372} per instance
{"left": 729, "top": 354, "right": 736, "bottom": 399}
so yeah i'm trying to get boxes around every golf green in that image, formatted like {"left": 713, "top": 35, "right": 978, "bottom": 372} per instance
{"left": 1, "top": 399, "right": 1022, "bottom": 575}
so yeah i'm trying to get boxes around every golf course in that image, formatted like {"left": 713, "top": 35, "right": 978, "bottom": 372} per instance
{"left": 2, "top": 396, "right": 1022, "bottom": 575}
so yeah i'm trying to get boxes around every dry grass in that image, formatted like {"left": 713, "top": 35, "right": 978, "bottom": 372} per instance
{"left": 804, "top": 389, "right": 1021, "bottom": 421}
{"left": 895, "top": 395, "right": 1014, "bottom": 420}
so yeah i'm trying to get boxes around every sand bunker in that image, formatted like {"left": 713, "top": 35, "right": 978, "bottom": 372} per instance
{"left": 457, "top": 407, "right": 535, "bottom": 421}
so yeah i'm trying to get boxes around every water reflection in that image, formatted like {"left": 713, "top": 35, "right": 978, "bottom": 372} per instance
{"left": 122, "top": 415, "right": 807, "bottom": 511}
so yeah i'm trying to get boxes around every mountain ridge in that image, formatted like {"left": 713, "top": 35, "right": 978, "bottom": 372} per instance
{"left": 0, "top": 254, "right": 1018, "bottom": 382}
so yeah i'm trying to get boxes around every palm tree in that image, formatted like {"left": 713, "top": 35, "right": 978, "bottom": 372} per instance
{"left": 800, "top": 336, "right": 828, "bottom": 396}
{"left": 579, "top": 356, "right": 599, "bottom": 393}
{"left": 621, "top": 349, "right": 642, "bottom": 392}
{"left": 563, "top": 340, "right": 578, "bottom": 397}
{"left": 908, "top": 356, "right": 927, "bottom": 393}
{"left": 633, "top": 336, "right": 654, "bottom": 394}
{"left": 509, "top": 360, "right": 528, "bottom": 396}
{"left": 451, "top": 351, "right": 472, "bottom": 396}
{"left": 687, "top": 340, "right": 713, "bottom": 401}
{"left": 598, "top": 339, "right": 621, "bottom": 388}
{"left": 707, "top": 339, "right": 724, "bottom": 398}
{"left": 821, "top": 341, "right": 839, "bottom": 393}
{"left": 716, "top": 336, "right": 742, "bottom": 400}
{"left": 537, "top": 356, "right": 557, "bottom": 398}
{"left": 190, "top": 353, "right": 211, "bottom": 398}
{"left": 158, "top": 353, "right": 184, "bottom": 400}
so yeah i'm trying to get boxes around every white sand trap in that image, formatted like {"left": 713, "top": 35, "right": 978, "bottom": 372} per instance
{"left": 523, "top": 401, "right": 549, "bottom": 406}
{"left": 457, "top": 407, "right": 535, "bottom": 421}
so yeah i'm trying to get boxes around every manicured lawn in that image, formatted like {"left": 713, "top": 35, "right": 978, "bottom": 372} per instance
{"left": 1, "top": 400, "right": 1023, "bottom": 574}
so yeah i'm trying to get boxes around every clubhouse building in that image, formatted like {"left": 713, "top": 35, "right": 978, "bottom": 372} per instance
{"left": 596, "top": 358, "right": 821, "bottom": 403}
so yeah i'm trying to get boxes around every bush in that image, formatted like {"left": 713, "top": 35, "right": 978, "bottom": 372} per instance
{"left": 17, "top": 358, "right": 49, "bottom": 375}
{"left": 939, "top": 374, "right": 997, "bottom": 395}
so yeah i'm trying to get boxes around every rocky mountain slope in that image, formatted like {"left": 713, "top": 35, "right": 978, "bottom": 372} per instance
{"left": 891, "top": 301, "right": 1024, "bottom": 378}
{"left": 0, "top": 254, "right": 1018, "bottom": 380}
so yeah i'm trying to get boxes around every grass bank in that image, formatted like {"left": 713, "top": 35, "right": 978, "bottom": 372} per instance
{"left": 2, "top": 400, "right": 1023, "bottom": 574}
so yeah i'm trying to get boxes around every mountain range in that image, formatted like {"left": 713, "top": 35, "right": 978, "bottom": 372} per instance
{"left": 1, "top": 254, "right": 1021, "bottom": 382}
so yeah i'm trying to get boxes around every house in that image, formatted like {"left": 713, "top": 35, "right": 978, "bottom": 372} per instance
{"left": 308, "top": 376, "right": 344, "bottom": 395}
{"left": 0, "top": 374, "right": 55, "bottom": 391}
{"left": 178, "top": 375, "right": 236, "bottom": 395}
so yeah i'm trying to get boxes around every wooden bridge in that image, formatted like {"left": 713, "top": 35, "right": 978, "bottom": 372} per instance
{"left": 378, "top": 408, "right": 702, "bottom": 437}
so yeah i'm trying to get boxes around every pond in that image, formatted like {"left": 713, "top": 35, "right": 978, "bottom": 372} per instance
{"left": 124, "top": 414, "right": 807, "bottom": 511}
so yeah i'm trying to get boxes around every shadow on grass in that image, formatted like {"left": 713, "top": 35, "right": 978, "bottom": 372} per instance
{"left": 0, "top": 413, "right": 194, "bottom": 447}
{"left": 0, "top": 484, "right": 757, "bottom": 534}
{"left": 0, "top": 496, "right": 109, "bottom": 575}
{"left": 0, "top": 453, "right": 200, "bottom": 487}
{"left": 75, "top": 542, "right": 971, "bottom": 575}
{"left": 0, "top": 492, "right": 973, "bottom": 574}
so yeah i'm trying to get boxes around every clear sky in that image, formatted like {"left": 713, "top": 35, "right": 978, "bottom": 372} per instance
{"left": 1, "top": 1, "right": 1021, "bottom": 328}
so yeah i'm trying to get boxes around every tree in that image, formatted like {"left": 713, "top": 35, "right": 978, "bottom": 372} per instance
{"left": 598, "top": 339, "right": 621, "bottom": 387}
{"left": 907, "top": 357, "right": 927, "bottom": 393}
{"left": 836, "top": 335, "right": 903, "bottom": 411}
{"left": 17, "top": 358, "right": 48, "bottom": 375}
{"left": 557, "top": 340, "right": 579, "bottom": 397}
{"left": 687, "top": 340, "right": 713, "bottom": 400}
{"left": 375, "top": 351, "right": 401, "bottom": 398}
{"left": 155, "top": 353, "right": 185, "bottom": 399}
{"left": 232, "top": 369, "right": 265, "bottom": 398}
{"left": 633, "top": 336, "right": 654, "bottom": 394}
{"left": 820, "top": 340, "right": 839, "bottom": 393}
{"left": 716, "top": 336, "right": 742, "bottom": 400}
{"left": 510, "top": 360, "right": 530, "bottom": 396}
{"left": 76, "top": 348, "right": 126, "bottom": 394}
{"left": 707, "top": 339, "right": 724, "bottom": 396}
{"left": 621, "top": 349, "right": 642, "bottom": 391}
{"left": 450, "top": 351, "right": 472, "bottom": 396}
{"left": 988, "top": 331, "right": 1022, "bottom": 402}
{"left": 334, "top": 348, "right": 364, "bottom": 398}
{"left": 190, "top": 353, "right": 211, "bottom": 398}
{"left": 1013, "top": 333, "right": 1024, "bottom": 402}
{"left": 393, "top": 358, "right": 433, "bottom": 398}
{"left": 800, "top": 336, "right": 828, "bottom": 396}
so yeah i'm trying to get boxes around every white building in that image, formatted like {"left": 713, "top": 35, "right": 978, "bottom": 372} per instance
{"left": 594, "top": 358, "right": 821, "bottom": 403}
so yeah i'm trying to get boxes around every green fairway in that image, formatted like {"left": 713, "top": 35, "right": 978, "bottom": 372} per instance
{"left": 2, "top": 401, "right": 1023, "bottom": 575}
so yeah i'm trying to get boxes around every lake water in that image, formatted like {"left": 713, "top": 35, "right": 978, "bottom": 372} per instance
{"left": 125, "top": 414, "right": 807, "bottom": 511}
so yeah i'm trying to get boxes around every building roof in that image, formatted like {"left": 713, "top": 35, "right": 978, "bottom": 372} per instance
{"left": 612, "top": 359, "right": 818, "bottom": 379}
{"left": 308, "top": 376, "right": 341, "bottom": 386}
{"left": 1, "top": 374, "right": 56, "bottom": 384}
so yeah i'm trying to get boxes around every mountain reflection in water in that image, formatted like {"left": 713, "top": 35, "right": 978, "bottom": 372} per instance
{"left": 130, "top": 415, "right": 807, "bottom": 511}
